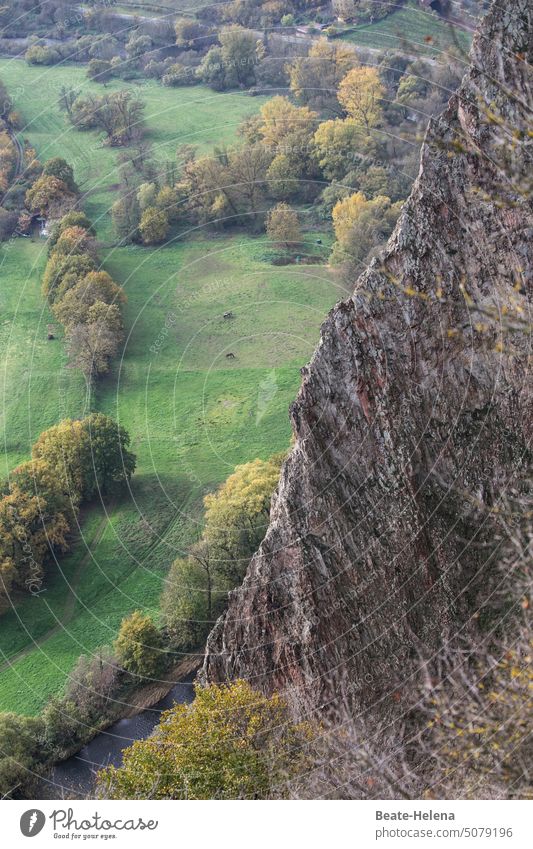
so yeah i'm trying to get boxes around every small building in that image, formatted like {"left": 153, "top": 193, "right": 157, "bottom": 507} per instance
{"left": 36, "top": 216, "right": 49, "bottom": 238}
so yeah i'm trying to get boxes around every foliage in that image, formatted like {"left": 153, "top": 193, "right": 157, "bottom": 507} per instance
{"left": 70, "top": 90, "right": 145, "bottom": 146}
{"left": 313, "top": 117, "right": 374, "bottom": 181}
{"left": 203, "top": 456, "right": 282, "bottom": 582}
{"left": 337, "top": 66, "right": 385, "bottom": 128}
{"left": 114, "top": 610, "right": 165, "bottom": 678}
{"left": 25, "top": 174, "right": 76, "bottom": 218}
{"left": 266, "top": 202, "right": 301, "bottom": 249}
{"left": 140, "top": 206, "right": 169, "bottom": 245}
{"left": 52, "top": 271, "right": 125, "bottom": 329}
{"left": 87, "top": 59, "right": 113, "bottom": 86}
{"left": 42, "top": 252, "right": 96, "bottom": 303}
{"left": 160, "top": 556, "right": 214, "bottom": 650}
{"left": 288, "top": 39, "right": 358, "bottom": 115}
{"left": 0, "top": 713, "right": 44, "bottom": 798}
{"left": 98, "top": 680, "right": 316, "bottom": 799}
{"left": 331, "top": 190, "right": 401, "bottom": 267}
{"left": 25, "top": 44, "right": 59, "bottom": 66}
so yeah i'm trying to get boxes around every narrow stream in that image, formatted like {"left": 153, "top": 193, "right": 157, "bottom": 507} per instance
{"left": 40, "top": 676, "right": 195, "bottom": 799}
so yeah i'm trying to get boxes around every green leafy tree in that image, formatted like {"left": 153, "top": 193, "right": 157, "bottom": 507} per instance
{"left": 114, "top": 611, "right": 165, "bottom": 678}
{"left": 97, "top": 681, "right": 316, "bottom": 799}
{"left": 198, "top": 47, "right": 227, "bottom": 91}
{"left": 161, "top": 555, "right": 213, "bottom": 650}
{"left": 81, "top": 412, "right": 136, "bottom": 499}
{"left": 42, "top": 252, "right": 96, "bottom": 302}
{"left": 42, "top": 157, "right": 78, "bottom": 193}
{"left": 203, "top": 456, "right": 282, "bottom": 582}
{"left": 87, "top": 59, "right": 113, "bottom": 86}
{"left": 0, "top": 713, "right": 45, "bottom": 798}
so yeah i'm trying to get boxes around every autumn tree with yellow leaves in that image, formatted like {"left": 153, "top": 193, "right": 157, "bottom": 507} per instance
{"left": 97, "top": 680, "right": 317, "bottom": 799}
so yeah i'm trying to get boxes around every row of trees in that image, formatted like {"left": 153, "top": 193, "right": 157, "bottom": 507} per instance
{"left": 0, "top": 414, "right": 136, "bottom": 612}
{"left": 41, "top": 205, "right": 127, "bottom": 381}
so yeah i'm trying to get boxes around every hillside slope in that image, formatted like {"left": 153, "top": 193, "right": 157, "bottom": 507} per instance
{"left": 203, "top": 0, "right": 533, "bottom": 719}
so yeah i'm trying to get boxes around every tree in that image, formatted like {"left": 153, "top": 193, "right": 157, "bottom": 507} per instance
{"left": 25, "top": 45, "right": 59, "bottom": 65}
{"left": 258, "top": 96, "right": 317, "bottom": 148}
{"left": 266, "top": 152, "right": 301, "bottom": 200}
{"left": 58, "top": 86, "right": 78, "bottom": 119}
{"left": 67, "top": 315, "right": 121, "bottom": 381}
{"left": 338, "top": 66, "right": 385, "bottom": 129}
{"left": 331, "top": 191, "right": 402, "bottom": 268}
{"left": 48, "top": 211, "right": 94, "bottom": 250}
{"left": 52, "top": 225, "right": 95, "bottom": 258}
{"left": 313, "top": 118, "right": 375, "bottom": 181}
{"left": 42, "top": 252, "right": 96, "bottom": 302}
{"left": 53, "top": 271, "right": 125, "bottom": 329}
{"left": 0, "top": 713, "right": 45, "bottom": 798}
{"left": 125, "top": 34, "right": 152, "bottom": 63}
{"left": 80, "top": 412, "right": 136, "bottom": 499}
{"left": 219, "top": 26, "right": 259, "bottom": 88}
{"left": 288, "top": 39, "right": 358, "bottom": 115}
{"left": 112, "top": 194, "right": 141, "bottom": 243}
{"left": 160, "top": 555, "right": 214, "bottom": 650}
{"left": 87, "top": 59, "right": 113, "bottom": 86}
{"left": 198, "top": 47, "right": 227, "bottom": 91}
{"left": 97, "top": 680, "right": 316, "bottom": 799}
{"left": 114, "top": 611, "right": 165, "bottom": 678}
{"left": 25, "top": 174, "right": 76, "bottom": 218}
{"left": 139, "top": 206, "right": 169, "bottom": 245}
{"left": 174, "top": 18, "right": 207, "bottom": 50}
{"left": 42, "top": 157, "right": 78, "bottom": 193}
{"left": 266, "top": 203, "right": 301, "bottom": 249}
{"left": 70, "top": 91, "right": 145, "bottom": 146}
{"left": 136, "top": 181, "right": 158, "bottom": 211}
{"left": 9, "top": 457, "right": 76, "bottom": 525}
{"left": 203, "top": 456, "right": 282, "bottom": 582}
{"left": 156, "top": 184, "right": 184, "bottom": 224}
{"left": 32, "top": 418, "right": 91, "bottom": 502}
{"left": 0, "top": 77, "right": 12, "bottom": 119}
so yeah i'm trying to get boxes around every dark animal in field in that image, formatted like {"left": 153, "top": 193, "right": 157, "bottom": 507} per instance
{"left": 226, "top": 352, "right": 236, "bottom": 359}
{"left": 223, "top": 311, "right": 234, "bottom": 319}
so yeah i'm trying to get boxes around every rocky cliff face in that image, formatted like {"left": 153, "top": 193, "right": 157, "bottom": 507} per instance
{"left": 203, "top": 0, "right": 533, "bottom": 720}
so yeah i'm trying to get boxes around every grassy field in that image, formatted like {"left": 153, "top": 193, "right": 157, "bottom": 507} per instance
{"left": 336, "top": 3, "right": 472, "bottom": 57}
{"left": 0, "top": 59, "right": 267, "bottom": 240}
{"left": 0, "top": 60, "right": 343, "bottom": 713}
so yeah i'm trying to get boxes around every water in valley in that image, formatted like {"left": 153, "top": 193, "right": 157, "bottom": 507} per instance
{"left": 40, "top": 677, "right": 195, "bottom": 799}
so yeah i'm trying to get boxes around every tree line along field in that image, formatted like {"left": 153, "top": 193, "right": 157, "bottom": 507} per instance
{"left": 0, "top": 60, "right": 342, "bottom": 714}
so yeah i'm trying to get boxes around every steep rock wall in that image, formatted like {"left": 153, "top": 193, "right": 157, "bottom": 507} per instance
{"left": 203, "top": 0, "right": 533, "bottom": 719}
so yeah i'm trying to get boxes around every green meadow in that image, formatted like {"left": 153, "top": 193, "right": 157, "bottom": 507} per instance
{"left": 0, "top": 60, "right": 343, "bottom": 713}
{"left": 337, "top": 3, "right": 472, "bottom": 57}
